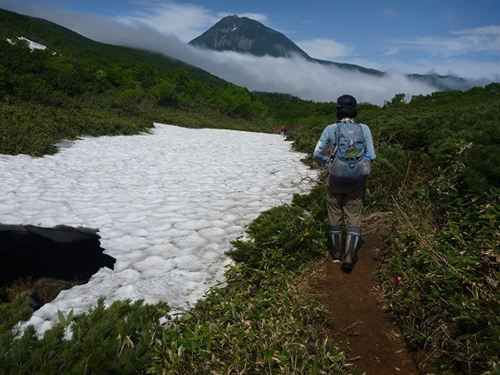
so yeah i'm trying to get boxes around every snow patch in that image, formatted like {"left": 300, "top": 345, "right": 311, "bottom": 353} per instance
{"left": 0, "top": 124, "right": 316, "bottom": 335}
{"left": 6, "top": 36, "right": 47, "bottom": 51}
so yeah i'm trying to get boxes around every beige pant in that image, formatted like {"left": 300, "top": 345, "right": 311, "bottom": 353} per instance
{"left": 326, "top": 180, "right": 364, "bottom": 230}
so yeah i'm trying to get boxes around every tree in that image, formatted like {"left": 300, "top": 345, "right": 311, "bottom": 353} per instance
{"left": 151, "top": 79, "right": 178, "bottom": 105}
{"left": 384, "top": 93, "right": 405, "bottom": 108}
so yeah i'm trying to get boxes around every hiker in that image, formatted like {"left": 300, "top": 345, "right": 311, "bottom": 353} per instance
{"left": 313, "top": 94, "right": 376, "bottom": 271}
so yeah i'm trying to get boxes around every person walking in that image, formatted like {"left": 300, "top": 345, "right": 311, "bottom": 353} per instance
{"left": 313, "top": 94, "right": 376, "bottom": 271}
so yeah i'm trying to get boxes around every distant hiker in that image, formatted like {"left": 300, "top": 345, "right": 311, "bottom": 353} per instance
{"left": 313, "top": 94, "right": 376, "bottom": 271}
{"left": 279, "top": 125, "right": 288, "bottom": 137}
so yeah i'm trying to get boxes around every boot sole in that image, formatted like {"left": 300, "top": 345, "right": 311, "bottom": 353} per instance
{"left": 341, "top": 262, "right": 353, "bottom": 272}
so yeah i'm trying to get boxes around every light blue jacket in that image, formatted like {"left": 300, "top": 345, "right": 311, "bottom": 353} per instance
{"left": 313, "top": 119, "right": 376, "bottom": 165}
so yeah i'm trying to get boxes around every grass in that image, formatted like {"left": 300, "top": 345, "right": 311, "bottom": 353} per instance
{"left": 379, "top": 181, "right": 500, "bottom": 374}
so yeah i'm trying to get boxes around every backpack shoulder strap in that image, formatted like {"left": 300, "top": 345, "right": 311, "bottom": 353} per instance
{"left": 352, "top": 122, "right": 367, "bottom": 158}
{"left": 355, "top": 122, "right": 366, "bottom": 146}
{"left": 332, "top": 122, "right": 341, "bottom": 158}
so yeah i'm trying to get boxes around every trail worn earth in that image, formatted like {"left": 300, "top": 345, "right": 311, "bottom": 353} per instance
{"left": 309, "top": 216, "right": 421, "bottom": 375}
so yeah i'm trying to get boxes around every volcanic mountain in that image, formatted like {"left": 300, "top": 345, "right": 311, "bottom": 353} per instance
{"left": 190, "top": 15, "right": 309, "bottom": 59}
{"left": 190, "top": 15, "right": 472, "bottom": 90}
{"left": 190, "top": 15, "right": 381, "bottom": 75}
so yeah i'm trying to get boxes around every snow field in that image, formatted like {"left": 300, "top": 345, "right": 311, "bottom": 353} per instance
{"left": 0, "top": 124, "right": 316, "bottom": 335}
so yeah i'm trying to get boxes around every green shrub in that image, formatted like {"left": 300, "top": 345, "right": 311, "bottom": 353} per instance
{"left": 0, "top": 299, "right": 169, "bottom": 375}
{"left": 150, "top": 262, "right": 345, "bottom": 374}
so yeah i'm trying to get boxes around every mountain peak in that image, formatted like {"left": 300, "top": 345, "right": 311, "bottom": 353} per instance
{"left": 220, "top": 15, "right": 240, "bottom": 21}
{"left": 189, "top": 16, "right": 310, "bottom": 59}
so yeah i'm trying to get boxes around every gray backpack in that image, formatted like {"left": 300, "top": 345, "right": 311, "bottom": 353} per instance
{"left": 328, "top": 121, "right": 371, "bottom": 183}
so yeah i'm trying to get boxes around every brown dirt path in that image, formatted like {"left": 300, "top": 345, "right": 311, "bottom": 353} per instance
{"left": 309, "top": 220, "right": 421, "bottom": 375}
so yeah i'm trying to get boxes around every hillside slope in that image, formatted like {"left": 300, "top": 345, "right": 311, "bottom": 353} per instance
{"left": 0, "top": 8, "right": 223, "bottom": 85}
{"left": 0, "top": 8, "right": 275, "bottom": 156}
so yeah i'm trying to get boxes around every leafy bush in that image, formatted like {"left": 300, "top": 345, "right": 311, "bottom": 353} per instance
{"left": 228, "top": 204, "right": 325, "bottom": 269}
{"left": 374, "top": 91, "right": 499, "bottom": 374}
{"left": 381, "top": 185, "right": 499, "bottom": 373}
{"left": 0, "top": 298, "right": 169, "bottom": 375}
{"left": 150, "top": 263, "right": 345, "bottom": 374}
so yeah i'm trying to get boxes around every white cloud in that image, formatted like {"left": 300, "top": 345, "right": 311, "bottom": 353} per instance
{"left": 224, "top": 12, "right": 268, "bottom": 24}
{"left": 195, "top": 51, "right": 437, "bottom": 104}
{"left": 296, "top": 38, "right": 353, "bottom": 60}
{"left": 113, "top": 2, "right": 220, "bottom": 42}
{"left": 394, "top": 25, "right": 500, "bottom": 56}
{"left": 349, "top": 57, "right": 499, "bottom": 81}
{"left": 382, "top": 47, "right": 400, "bottom": 56}
{"left": 112, "top": 4, "right": 271, "bottom": 42}
{"left": 451, "top": 25, "right": 500, "bottom": 35}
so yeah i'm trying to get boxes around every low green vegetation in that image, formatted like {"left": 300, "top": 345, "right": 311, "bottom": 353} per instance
{"left": 370, "top": 88, "right": 498, "bottom": 374}
{"left": 0, "top": 297, "right": 170, "bottom": 374}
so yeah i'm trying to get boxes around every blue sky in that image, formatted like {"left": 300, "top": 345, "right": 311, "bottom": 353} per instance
{"left": 3, "top": 0, "right": 500, "bottom": 79}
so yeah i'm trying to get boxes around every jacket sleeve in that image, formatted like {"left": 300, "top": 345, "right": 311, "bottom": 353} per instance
{"left": 313, "top": 126, "right": 333, "bottom": 165}
{"left": 362, "top": 125, "right": 376, "bottom": 160}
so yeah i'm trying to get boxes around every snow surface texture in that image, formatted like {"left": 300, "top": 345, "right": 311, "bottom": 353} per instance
{"left": 6, "top": 36, "right": 47, "bottom": 51}
{"left": 0, "top": 124, "right": 316, "bottom": 335}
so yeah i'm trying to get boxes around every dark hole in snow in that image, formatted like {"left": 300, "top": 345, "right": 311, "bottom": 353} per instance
{"left": 0, "top": 224, "right": 115, "bottom": 307}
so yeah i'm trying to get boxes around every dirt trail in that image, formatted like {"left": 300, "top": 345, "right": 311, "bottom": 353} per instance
{"left": 309, "top": 218, "right": 420, "bottom": 375}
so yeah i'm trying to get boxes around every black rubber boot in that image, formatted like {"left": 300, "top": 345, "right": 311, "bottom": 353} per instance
{"left": 328, "top": 228, "right": 343, "bottom": 262}
{"left": 330, "top": 231, "right": 344, "bottom": 261}
{"left": 341, "top": 232, "right": 360, "bottom": 272}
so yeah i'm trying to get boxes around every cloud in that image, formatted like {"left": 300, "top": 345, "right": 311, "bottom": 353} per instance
{"left": 451, "top": 25, "right": 500, "bottom": 36}
{"left": 1, "top": 1, "right": 487, "bottom": 105}
{"left": 192, "top": 51, "right": 437, "bottom": 105}
{"left": 393, "top": 25, "right": 500, "bottom": 56}
{"left": 349, "top": 57, "right": 499, "bottom": 81}
{"left": 382, "top": 47, "right": 400, "bottom": 57}
{"left": 113, "top": 2, "right": 220, "bottom": 42}
{"left": 114, "top": 3, "right": 269, "bottom": 42}
{"left": 296, "top": 38, "right": 353, "bottom": 60}
{"left": 224, "top": 12, "right": 268, "bottom": 23}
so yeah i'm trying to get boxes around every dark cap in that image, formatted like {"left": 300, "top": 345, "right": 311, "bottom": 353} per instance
{"left": 336, "top": 94, "right": 357, "bottom": 109}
